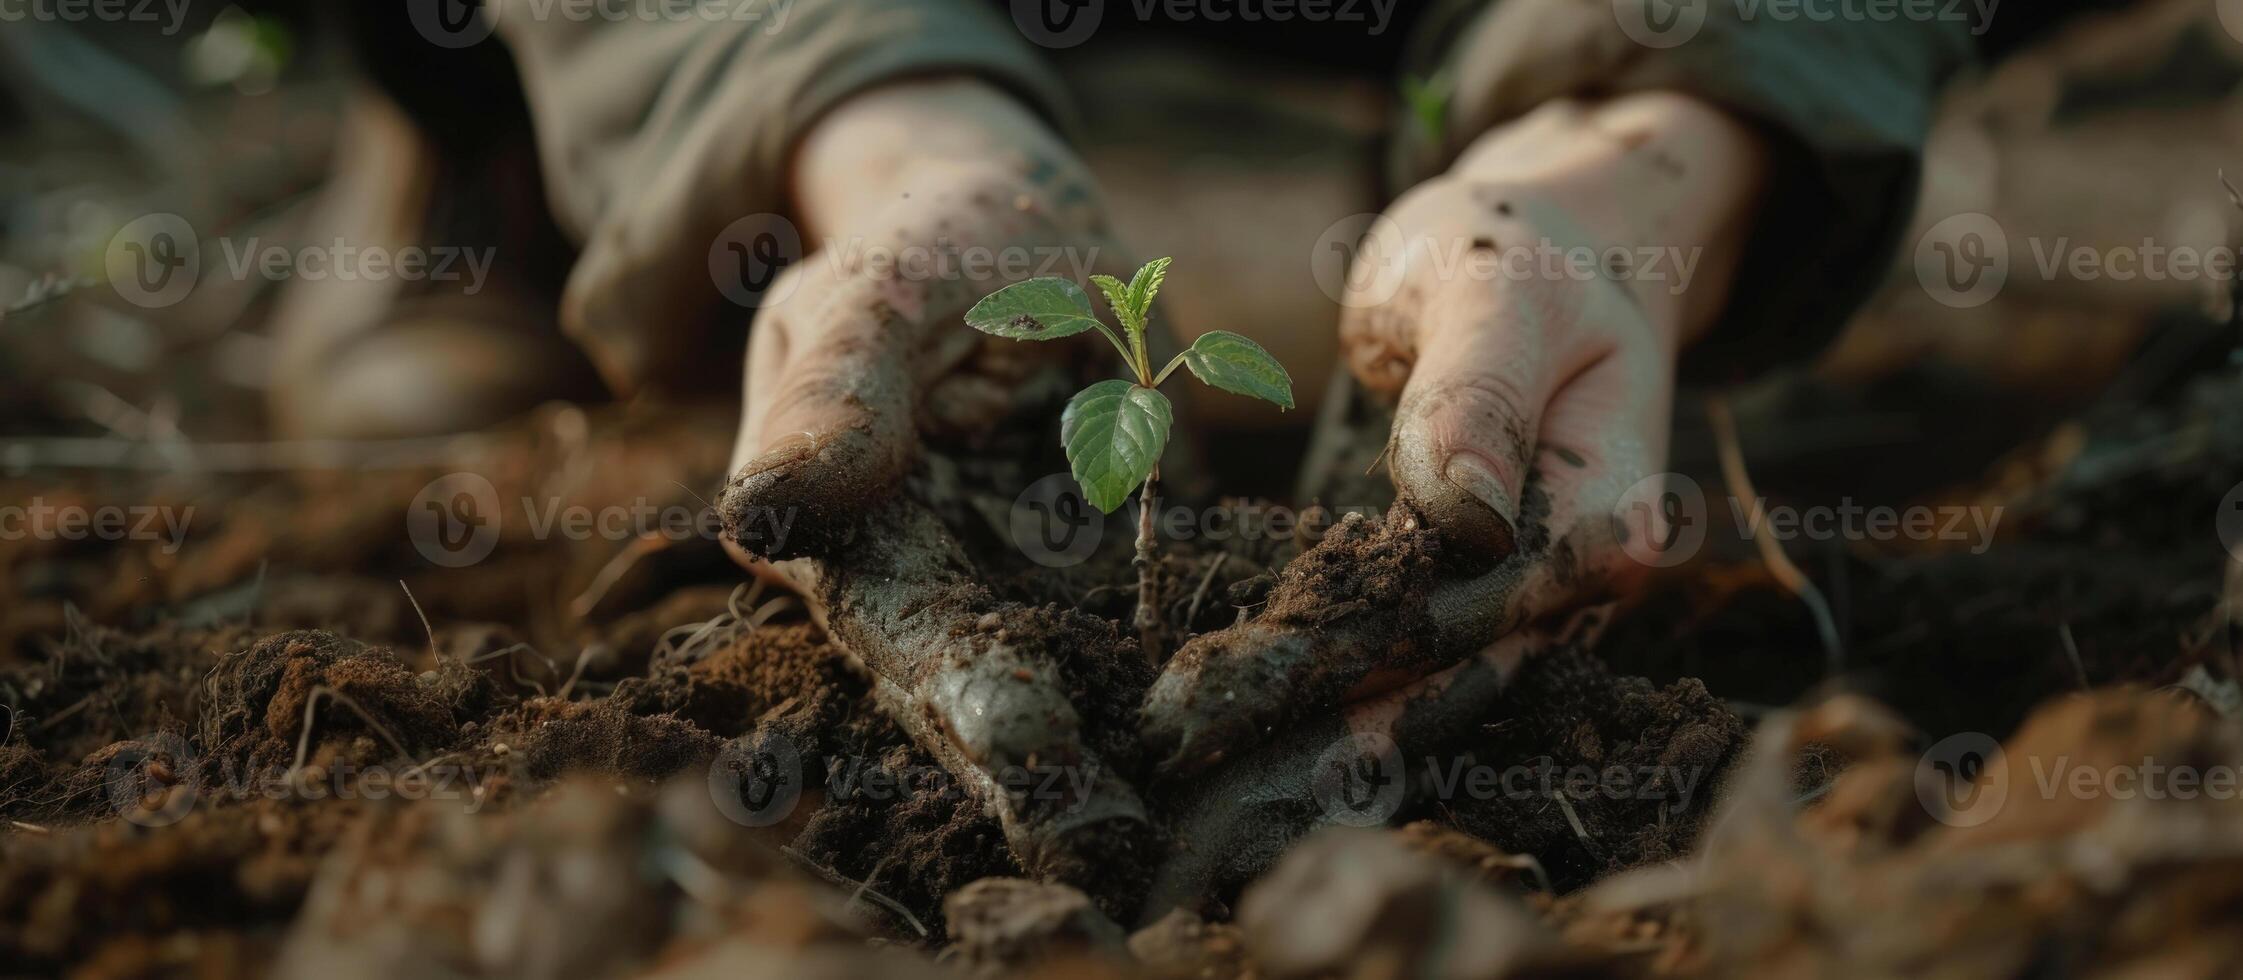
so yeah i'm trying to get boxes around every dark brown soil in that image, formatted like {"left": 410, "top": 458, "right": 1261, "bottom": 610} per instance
{"left": 4, "top": 355, "right": 2238, "bottom": 976}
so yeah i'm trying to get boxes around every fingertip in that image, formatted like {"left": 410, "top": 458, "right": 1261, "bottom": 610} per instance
{"left": 1392, "top": 413, "right": 1523, "bottom": 572}
{"left": 719, "top": 426, "right": 903, "bottom": 560}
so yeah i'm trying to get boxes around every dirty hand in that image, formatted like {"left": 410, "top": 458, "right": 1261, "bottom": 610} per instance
{"left": 1142, "top": 92, "right": 1768, "bottom": 774}
{"left": 719, "top": 79, "right": 1160, "bottom": 887}
{"left": 722, "top": 78, "right": 1125, "bottom": 559}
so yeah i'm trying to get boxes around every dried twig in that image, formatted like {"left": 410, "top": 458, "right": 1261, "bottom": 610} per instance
{"left": 1707, "top": 395, "right": 1845, "bottom": 676}
{"left": 2058, "top": 622, "right": 2090, "bottom": 690}
{"left": 1185, "top": 552, "right": 1227, "bottom": 633}
{"left": 398, "top": 580, "right": 440, "bottom": 665}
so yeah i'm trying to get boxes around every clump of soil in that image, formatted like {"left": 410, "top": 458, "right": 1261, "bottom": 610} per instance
{"left": 1436, "top": 643, "right": 1747, "bottom": 890}
{"left": 199, "top": 631, "right": 482, "bottom": 773}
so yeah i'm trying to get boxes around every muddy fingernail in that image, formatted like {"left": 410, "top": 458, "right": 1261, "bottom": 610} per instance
{"left": 740, "top": 432, "right": 817, "bottom": 478}
{"left": 1444, "top": 453, "right": 1516, "bottom": 524}
{"left": 1438, "top": 453, "right": 1518, "bottom": 563}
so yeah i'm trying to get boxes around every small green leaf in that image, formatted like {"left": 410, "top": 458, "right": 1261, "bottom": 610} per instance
{"left": 1089, "top": 274, "right": 1132, "bottom": 324}
{"left": 964, "top": 278, "right": 1105, "bottom": 340}
{"left": 1060, "top": 380, "right": 1171, "bottom": 513}
{"left": 1124, "top": 257, "right": 1171, "bottom": 322}
{"left": 1181, "top": 330, "right": 1294, "bottom": 410}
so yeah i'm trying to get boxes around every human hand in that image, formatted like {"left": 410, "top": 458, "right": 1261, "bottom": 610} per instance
{"left": 717, "top": 79, "right": 1160, "bottom": 890}
{"left": 1142, "top": 92, "right": 1768, "bottom": 775}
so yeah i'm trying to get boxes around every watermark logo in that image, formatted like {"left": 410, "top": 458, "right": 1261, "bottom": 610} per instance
{"left": 411, "top": 0, "right": 794, "bottom": 46}
{"left": 105, "top": 213, "right": 200, "bottom": 309}
{"left": 1012, "top": 0, "right": 1103, "bottom": 47}
{"left": 1616, "top": 0, "right": 1994, "bottom": 47}
{"left": 1613, "top": 476, "right": 2002, "bottom": 566}
{"left": 104, "top": 213, "right": 498, "bottom": 308}
{"left": 1613, "top": 472, "right": 1708, "bottom": 568}
{"left": 408, "top": 0, "right": 499, "bottom": 47}
{"left": 1914, "top": 212, "right": 2009, "bottom": 309}
{"left": 1006, "top": 476, "right": 1381, "bottom": 567}
{"left": 2220, "top": 480, "right": 2243, "bottom": 564}
{"left": 1312, "top": 213, "right": 1409, "bottom": 307}
{"left": 1915, "top": 731, "right": 2008, "bottom": 827}
{"left": 709, "top": 730, "right": 803, "bottom": 827}
{"left": 1314, "top": 215, "right": 1703, "bottom": 306}
{"left": 408, "top": 472, "right": 503, "bottom": 568}
{"left": 1312, "top": 731, "right": 1405, "bottom": 827}
{"left": 406, "top": 473, "right": 793, "bottom": 568}
{"left": 104, "top": 732, "right": 200, "bottom": 828}
{"left": 1011, "top": 472, "right": 1105, "bottom": 568}
{"left": 709, "top": 213, "right": 805, "bottom": 306}
{"left": 1613, "top": 0, "right": 1707, "bottom": 48}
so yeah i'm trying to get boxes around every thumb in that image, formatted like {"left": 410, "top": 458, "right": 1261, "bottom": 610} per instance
{"left": 1386, "top": 279, "right": 1584, "bottom": 569}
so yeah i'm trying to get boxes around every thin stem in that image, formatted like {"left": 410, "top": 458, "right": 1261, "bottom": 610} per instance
{"left": 1124, "top": 313, "right": 1153, "bottom": 386}
{"left": 1153, "top": 350, "right": 1190, "bottom": 387}
{"left": 1133, "top": 469, "right": 1162, "bottom": 664}
{"left": 1091, "top": 323, "right": 1137, "bottom": 375}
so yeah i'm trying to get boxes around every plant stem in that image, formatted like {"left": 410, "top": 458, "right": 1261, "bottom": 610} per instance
{"left": 1133, "top": 469, "right": 1162, "bottom": 664}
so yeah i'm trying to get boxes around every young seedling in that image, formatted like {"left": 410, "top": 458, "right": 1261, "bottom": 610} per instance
{"left": 965, "top": 257, "right": 1294, "bottom": 660}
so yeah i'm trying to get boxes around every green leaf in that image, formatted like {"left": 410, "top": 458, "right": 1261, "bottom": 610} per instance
{"left": 1089, "top": 274, "right": 1132, "bottom": 324}
{"left": 1124, "top": 257, "right": 1171, "bottom": 322}
{"left": 964, "top": 278, "right": 1106, "bottom": 340}
{"left": 1181, "top": 330, "right": 1294, "bottom": 410}
{"left": 1060, "top": 380, "right": 1171, "bottom": 513}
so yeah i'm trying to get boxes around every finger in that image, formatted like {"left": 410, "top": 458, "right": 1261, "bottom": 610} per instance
{"left": 722, "top": 278, "right": 918, "bottom": 560}
{"left": 1144, "top": 620, "right": 1581, "bottom": 912}
{"left": 1422, "top": 342, "right": 1675, "bottom": 652}
{"left": 796, "top": 497, "right": 1153, "bottom": 894}
{"left": 1386, "top": 271, "right": 1615, "bottom": 572}
{"left": 1142, "top": 341, "right": 1670, "bottom": 776}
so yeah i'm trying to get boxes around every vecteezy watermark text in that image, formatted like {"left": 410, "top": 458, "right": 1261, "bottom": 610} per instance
{"left": 1914, "top": 212, "right": 2243, "bottom": 309}
{"left": 706, "top": 213, "right": 1106, "bottom": 307}
{"left": 1312, "top": 731, "right": 1711, "bottom": 826}
{"left": 104, "top": 732, "right": 498, "bottom": 827}
{"left": 410, "top": 0, "right": 796, "bottom": 48}
{"left": 0, "top": 0, "right": 192, "bottom": 34}
{"left": 1010, "top": 0, "right": 1403, "bottom": 49}
{"left": 1311, "top": 213, "right": 1704, "bottom": 307}
{"left": 105, "top": 214, "right": 497, "bottom": 310}
{"left": 707, "top": 732, "right": 1107, "bottom": 827}
{"left": 1611, "top": 473, "right": 2003, "bottom": 567}
{"left": 1, "top": 499, "right": 193, "bottom": 554}
{"left": 1614, "top": 0, "right": 1996, "bottom": 50}
{"left": 407, "top": 472, "right": 791, "bottom": 569}
{"left": 1917, "top": 731, "right": 2243, "bottom": 827}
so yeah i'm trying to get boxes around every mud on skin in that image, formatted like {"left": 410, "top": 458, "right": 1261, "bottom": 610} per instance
{"left": 719, "top": 485, "right": 1159, "bottom": 913}
{"left": 1140, "top": 509, "right": 1444, "bottom": 774}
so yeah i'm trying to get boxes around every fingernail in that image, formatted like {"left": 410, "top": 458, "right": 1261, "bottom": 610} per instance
{"left": 1443, "top": 452, "right": 1517, "bottom": 526}
{"left": 740, "top": 432, "right": 816, "bottom": 479}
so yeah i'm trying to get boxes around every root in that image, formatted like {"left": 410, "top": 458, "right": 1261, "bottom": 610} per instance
{"left": 285, "top": 685, "right": 421, "bottom": 777}
{"left": 398, "top": 580, "right": 440, "bottom": 665}
{"left": 1185, "top": 553, "right": 1228, "bottom": 634}
{"left": 781, "top": 846, "right": 931, "bottom": 937}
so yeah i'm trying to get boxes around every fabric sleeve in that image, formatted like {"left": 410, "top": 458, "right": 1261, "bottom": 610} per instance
{"left": 1395, "top": 0, "right": 1981, "bottom": 382}
{"left": 491, "top": 0, "right": 1074, "bottom": 393}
